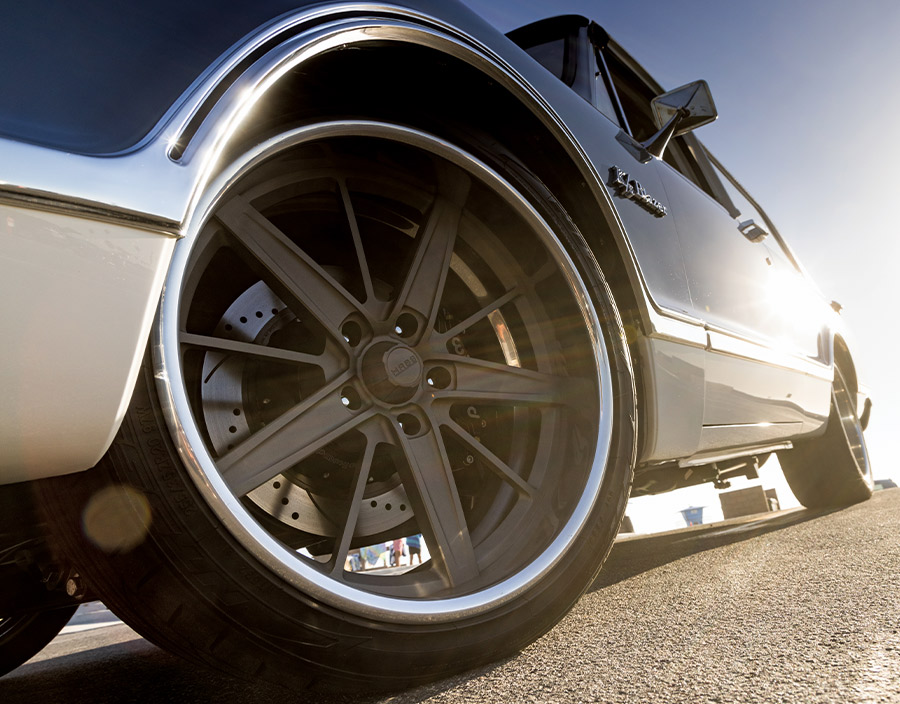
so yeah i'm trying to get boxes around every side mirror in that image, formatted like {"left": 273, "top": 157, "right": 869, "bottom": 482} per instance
{"left": 641, "top": 80, "right": 718, "bottom": 160}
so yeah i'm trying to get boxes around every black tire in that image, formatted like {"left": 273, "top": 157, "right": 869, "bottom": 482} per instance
{"left": 40, "top": 125, "right": 635, "bottom": 691}
{"left": 779, "top": 365, "right": 873, "bottom": 508}
{"left": 0, "top": 605, "right": 77, "bottom": 676}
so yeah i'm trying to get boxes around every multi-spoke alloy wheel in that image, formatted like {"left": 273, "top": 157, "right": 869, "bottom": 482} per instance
{"left": 780, "top": 364, "right": 873, "bottom": 508}
{"left": 41, "top": 124, "right": 635, "bottom": 689}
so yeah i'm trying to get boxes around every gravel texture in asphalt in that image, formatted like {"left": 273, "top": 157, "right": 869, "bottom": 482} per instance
{"left": 3, "top": 489, "right": 898, "bottom": 703}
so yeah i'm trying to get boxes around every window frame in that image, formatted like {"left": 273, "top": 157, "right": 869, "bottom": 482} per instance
{"left": 595, "top": 33, "right": 729, "bottom": 202}
{"left": 704, "top": 149, "right": 805, "bottom": 274}
{"left": 508, "top": 16, "right": 621, "bottom": 126}
{"left": 509, "top": 17, "right": 805, "bottom": 275}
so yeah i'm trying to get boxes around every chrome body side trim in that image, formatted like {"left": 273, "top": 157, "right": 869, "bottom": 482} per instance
{"left": 645, "top": 306, "right": 707, "bottom": 346}
{"left": 0, "top": 185, "right": 180, "bottom": 236}
{"left": 0, "top": 133, "right": 194, "bottom": 234}
{"left": 706, "top": 326, "right": 831, "bottom": 380}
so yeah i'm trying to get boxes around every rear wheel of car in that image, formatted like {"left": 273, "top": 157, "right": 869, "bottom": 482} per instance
{"left": 779, "top": 364, "right": 873, "bottom": 508}
{"left": 40, "top": 123, "right": 634, "bottom": 691}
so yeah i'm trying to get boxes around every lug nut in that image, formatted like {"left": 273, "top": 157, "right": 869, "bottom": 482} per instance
{"left": 65, "top": 572, "right": 87, "bottom": 600}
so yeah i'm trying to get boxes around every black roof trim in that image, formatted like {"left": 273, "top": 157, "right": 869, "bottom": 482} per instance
{"left": 506, "top": 14, "right": 589, "bottom": 48}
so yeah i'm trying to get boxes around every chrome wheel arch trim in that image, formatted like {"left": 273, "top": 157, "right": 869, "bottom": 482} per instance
{"left": 153, "top": 121, "right": 616, "bottom": 623}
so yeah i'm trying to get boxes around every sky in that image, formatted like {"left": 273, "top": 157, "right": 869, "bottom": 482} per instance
{"left": 462, "top": 0, "right": 900, "bottom": 531}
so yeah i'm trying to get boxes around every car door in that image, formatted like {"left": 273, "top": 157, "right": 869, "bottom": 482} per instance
{"left": 510, "top": 17, "right": 694, "bottom": 317}
{"left": 704, "top": 152, "right": 825, "bottom": 360}
{"left": 600, "top": 42, "right": 832, "bottom": 447}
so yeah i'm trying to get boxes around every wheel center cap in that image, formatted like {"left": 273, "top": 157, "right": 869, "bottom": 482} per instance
{"left": 384, "top": 346, "right": 421, "bottom": 388}
{"left": 360, "top": 342, "right": 422, "bottom": 404}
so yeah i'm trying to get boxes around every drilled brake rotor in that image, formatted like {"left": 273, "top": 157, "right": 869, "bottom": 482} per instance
{"left": 200, "top": 275, "right": 500, "bottom": 539}
{"left": 200, "top": 281, "right": 414, "bottom": 537}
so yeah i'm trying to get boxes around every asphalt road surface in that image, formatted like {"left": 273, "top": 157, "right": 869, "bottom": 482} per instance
{"left": 3, "top": 490, "right": 898, "bottom": 703}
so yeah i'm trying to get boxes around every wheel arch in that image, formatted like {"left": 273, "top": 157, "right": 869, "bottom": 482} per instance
{"left": 172, "top": 9, "right": 645, "bottom": 332}
{"left": 832, "top": 334, "right": 858, "bottom": 395}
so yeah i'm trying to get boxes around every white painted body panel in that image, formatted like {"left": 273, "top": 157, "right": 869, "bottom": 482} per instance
{"left": 0, "top": 205, "right": 174, "bottom": 483}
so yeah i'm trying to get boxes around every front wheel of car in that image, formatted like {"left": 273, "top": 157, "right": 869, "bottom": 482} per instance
{"left": 779, "top": 364, "right": 873, "bottom": 508}
{"left": 41, "top": 124, "right": 635, "bottom": 691}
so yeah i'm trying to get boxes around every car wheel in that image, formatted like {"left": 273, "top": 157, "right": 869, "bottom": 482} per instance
{"left": 41, "top": 124, "right": 635, "bottom": 691}
{"left": 0, "top": 605, "right": 77, "bottom": 676}
{"left": 779, "top": 364, "right": 873, "bottom": 508}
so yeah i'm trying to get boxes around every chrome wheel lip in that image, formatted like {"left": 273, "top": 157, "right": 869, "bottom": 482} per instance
{"left": 833, "top": 368, "right": 872, "bottom": 485}
{"left": 154, "top": 121, "right": 614, "bottom": 624}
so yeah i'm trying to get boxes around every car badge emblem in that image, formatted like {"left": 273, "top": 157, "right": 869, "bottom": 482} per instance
{"left": 608, "top": 166, "right": 667, "bottom": 218}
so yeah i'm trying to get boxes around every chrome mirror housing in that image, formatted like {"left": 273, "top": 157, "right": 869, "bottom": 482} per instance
{"left": 641, "top": 79, "right": 718, "bottom": 160}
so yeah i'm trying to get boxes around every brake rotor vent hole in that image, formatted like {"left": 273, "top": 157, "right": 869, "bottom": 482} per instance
{"left": 240, "top": 316, "right": 247, "bottom": 324}
{"left": 400, "top": 504, "right": 406, "bottom": 511}
{"left": 228, "top": 426, "right": 237, "bottom": 434}
{"left": 370, "top": 500, "right": 378, "bottom": 508}
{"left": 341, "top": 320, "right": 362, "bottom": 347}
{"left": 255, "top": 311, "right": 263, "bottom": 318}
{"left": 281, "top": 498, "right": 289, "bottom": 506}
{"left": 385, "top": 503, "right": 392, "bottom": 511}
{"left": 232, "top": 408, "right": 241, "bottom": 416}
{"left": 398, "top": 414, "right": 421, "bottom": 436}
{"left": 273, "top": 481, "right": 281, "bottom": 489}
{"left": 291, "top": 512, "right": 299, "bottom": 520}
{"left": 341, "top": 387, "right": 362, "bottom": 410}
{"left": 394, "top": 313, "right": 418, "bottom": 339}
{"left": 427, "top": 366, "right": 451, "bottom": 390}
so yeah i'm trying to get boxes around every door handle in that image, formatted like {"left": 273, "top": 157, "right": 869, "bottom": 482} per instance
{"left": 738, "top": 218, "right": 768, "bottom": 242}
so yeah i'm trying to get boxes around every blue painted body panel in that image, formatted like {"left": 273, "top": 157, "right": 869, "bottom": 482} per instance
{"left": 0, "top": 1, "right": 339, "bottom": 152}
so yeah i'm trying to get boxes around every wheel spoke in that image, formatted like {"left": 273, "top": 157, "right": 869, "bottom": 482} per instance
{"left": 181, "top": 332, "right": 342, "bottom": 377}
{"left": 215, "top": 196, "right": 362, "bottom": 346}
{"left": 431, "top": 286, "right": 524, "bottom": 346}
{"left": 391, "top": 168, "right": 471, "bottom": 335}
{"left": 428, "top": 355, "right": 588, "bottom": 407}
{"left": 393, "top": 413, "right": 478, "bottom": 587}
{"left": 431, "top": 258, "right": 558, "bottom": 346}
{"left": 337, "top": 179, "right": 376, "bottom": 305}
{"left": 217, "top": 372, "right": 372, "bottom": 496}
{"left": 439, "top": 413, "right": 536, "bottom": 500}
{"left": 328, "top": 420, "right": 385, "bottom": 576}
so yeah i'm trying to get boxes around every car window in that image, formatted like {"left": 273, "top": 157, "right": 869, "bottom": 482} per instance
{"left": 524, "top": 37, "right": 574, "bottom": 87}
{"left": 590, "top": 46, "right": 621, "bottom": 126}
{"left": 708, "top": 156, "right": 768, "bottom": 228}
{"left": 512, "top": 20, "right": 620, "bottom": 125}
